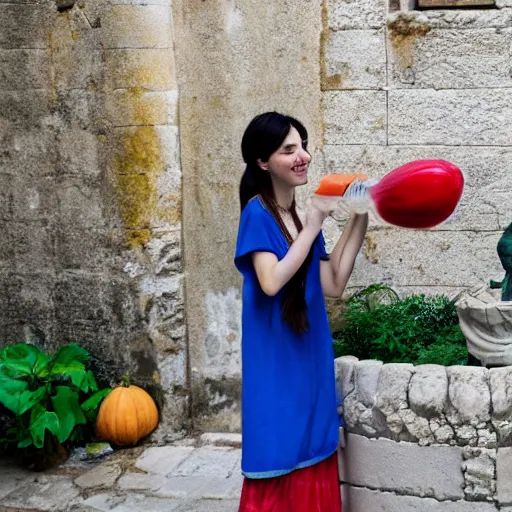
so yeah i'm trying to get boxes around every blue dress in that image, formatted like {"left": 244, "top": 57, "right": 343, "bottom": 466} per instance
{"left": 234, "top": 196, "right": 340, "bottom": 479}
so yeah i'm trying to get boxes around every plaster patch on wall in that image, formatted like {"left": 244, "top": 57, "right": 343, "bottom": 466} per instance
{"left": 204, "top": 288, "right": 241, "bottom": 379}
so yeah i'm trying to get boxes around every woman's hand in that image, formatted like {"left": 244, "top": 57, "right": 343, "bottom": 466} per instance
{"left": 305, "top": 195, "right": 338, "bottom": 233}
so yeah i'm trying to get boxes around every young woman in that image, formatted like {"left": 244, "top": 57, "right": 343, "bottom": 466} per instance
{"left": 235, "top": 112, "right": 368, "bottom": 512}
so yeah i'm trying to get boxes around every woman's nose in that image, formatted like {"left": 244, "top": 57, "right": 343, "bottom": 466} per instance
{"left": 298, "top": 148, "right": 311, "bottom": 163}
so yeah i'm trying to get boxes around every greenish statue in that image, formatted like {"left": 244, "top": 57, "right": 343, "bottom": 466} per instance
{"left": 491, "top": 222, "right": 512, "bottom": 301}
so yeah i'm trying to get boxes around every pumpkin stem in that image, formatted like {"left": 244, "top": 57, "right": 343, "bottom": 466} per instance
{"left": 122, "top": 374, "right": 131, "bottom": 387}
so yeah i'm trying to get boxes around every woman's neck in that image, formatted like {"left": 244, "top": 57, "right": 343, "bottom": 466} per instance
{"left": 272, "top": 181, "right": 295, "bottom": 211}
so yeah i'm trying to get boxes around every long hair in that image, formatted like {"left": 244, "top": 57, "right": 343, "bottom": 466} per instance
{"left": 240, "top": 112, "right": 313, "bottom": 334}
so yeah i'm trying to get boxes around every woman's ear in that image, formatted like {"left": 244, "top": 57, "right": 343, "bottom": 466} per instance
{"left": 257, "top": 159, "right": 270, "bottom": 172}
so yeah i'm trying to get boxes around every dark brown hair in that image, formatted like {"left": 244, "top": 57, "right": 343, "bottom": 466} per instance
{"left": 240, "top": 112, "right": 313, "bottom": 334}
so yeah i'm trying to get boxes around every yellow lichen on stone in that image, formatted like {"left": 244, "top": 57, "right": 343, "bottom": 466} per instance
{"left": 117, "top": 174, "right": 156, "bottom": 229}
{"left": 126, "top": 229, "right": 152, "bottom": 247}
{"left": 320, "top": 29, "right": 345, "bottom": 90}
{"left": 387, "top": 12, "right": 432, "bottom": 69}
{"left": 114, "top": 125, "right": 164, "bottom": 176}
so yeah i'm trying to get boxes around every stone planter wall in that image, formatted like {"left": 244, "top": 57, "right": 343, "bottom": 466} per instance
{"left": 336, "top": 356, "right": 512, "bottom": 511}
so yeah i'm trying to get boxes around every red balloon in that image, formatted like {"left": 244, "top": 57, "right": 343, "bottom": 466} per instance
{"left": 369, "top": 160, "right": 464, "bottom": 229}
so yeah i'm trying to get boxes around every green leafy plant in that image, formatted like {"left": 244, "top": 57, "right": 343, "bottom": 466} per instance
{"left": 0, "top": 343, "right": 111, "bottom": 455}
{"left": 332, "top": 286, "right": 467, "bottom": 366}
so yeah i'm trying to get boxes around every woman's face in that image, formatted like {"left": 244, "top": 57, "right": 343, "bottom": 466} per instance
{"left": 259, "top": 126, "right": 311, "bottom": 188}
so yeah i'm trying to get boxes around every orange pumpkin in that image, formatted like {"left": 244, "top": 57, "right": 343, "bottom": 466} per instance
{"left": 96, "top": 385, "right": 159, "bottom": 446}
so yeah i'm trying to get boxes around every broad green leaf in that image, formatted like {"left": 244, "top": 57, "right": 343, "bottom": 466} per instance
{"left": 49, "top": 362, "right": 86, "bottom": 389}
{"left": 51, "top": 344, "right": 89, "bottom": 367}
{"left": 86, "top": 370, "right": 98, "bottom": 393}
{"left": 81, "top": 388, "right": 111, "bottom": 412}
{"left": 33, "top": 351, "right": 50, "bottom": 379}
{"left": 0, "top": 372, "right": 28, "bottom": 412}
{"left": 29, "top": 406, "right": 60, "bottom": 449}
{"left": 51, "top": 386, "right": 87, "bottom": 443}
{"left": 0, "top": 344, "right": 43, "bottom": 378}
{"left": 18, "top": 437, "right": 33, "bottom": 449}
{"left": 17, "top": 386, "right": 47, "bottom": 416}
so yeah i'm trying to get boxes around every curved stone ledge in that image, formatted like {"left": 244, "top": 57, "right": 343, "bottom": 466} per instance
{"left": 336, "top": 357, "right": 512, "bottom": 508}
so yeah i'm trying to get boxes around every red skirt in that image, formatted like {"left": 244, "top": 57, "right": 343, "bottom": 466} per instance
{"left": 238, "top": 452, "right": 341, "bottom": 512}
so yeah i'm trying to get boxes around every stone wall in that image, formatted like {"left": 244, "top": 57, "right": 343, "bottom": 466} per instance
{"left": 336, "top": 356, "right": 512, "bottom": 510}
{"left": 2, "top": 0, "right": 512, "bottom": 434}
{"left": 321, "top": 0, "right": 511, "bottom": 298}
{"left": 0, "top": 0, "right": 186, "bottom": 435}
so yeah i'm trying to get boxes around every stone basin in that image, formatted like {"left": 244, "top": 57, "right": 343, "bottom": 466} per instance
{"left": 455, "top": 285, "right": 512, "bottom": 367}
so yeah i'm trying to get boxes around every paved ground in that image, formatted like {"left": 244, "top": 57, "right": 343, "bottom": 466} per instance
{"left": 0, "top": 433, "right": 243, "bottom": 512}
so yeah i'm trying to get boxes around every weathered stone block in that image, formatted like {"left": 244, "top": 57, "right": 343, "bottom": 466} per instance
{"left": 0, "top": 49, "right": 50, "bottom": 90}
{"left": 0, "top": 173, "right": 12, "bottom": 220}
{"left": 108, "top": 89, "right": 178, "bottom": 127}
{"left": 55, "top": 228, "right": 112, "bottom": 272}
{"left": 490, "top": 367, "right": 512, "bottom": 446}
{"left": 54, "top": 46, "right": 104, "bottom": 91}
{"left": 327, "top": 0, "right": 386, "bottom": 30}
{"left": 56, "top": 178, "right": 106, "bottom": 228}
{"left": 323, "top": 144, "right": 512, "bottom": 231}
{"left": 409, "top": 365, "right": 448, "bottom": 418}
{"left": 83, "top": 493, "right": 182, "bottom": 512}
{"left": 336, "top": 229, "right": 503, "bottom": 290}
{"left": 169, "top": 446, "right": 240, "bottom": 478}
{"left": 145, "top": 230, "right": 182, "bottom": 276}
{"left": 497, "top": 447, "right": 512, "bottom": 505}
{"left": 116, "top": 472, "right": 167, "bottom": 492}
{"left": 74, "top": 463, "right": 122, "bottom": 489}
{"left": 0, "top": 130, "right": 57, "bottom": 177}
{"left": 10, "top": 174, "right": 57, "bottom": 222}
{"left": 388, "top": 28, "right": 512, "bottom": 89}
{"left": 462, "top": 447, "right": 496, "bottom": 501}
{"left": 106, "top": 48, "right": 176, "bottom": 90}
{"left": 135, "top": 446, "right": 195, "bottom": 476}
{"left": 13, "top": 221, "right": 56, "bottom": 274}
{"left": 0, "top": 461, "right": 31, "bottom": 501}
{"left": 1, "top": 273, "right": 55, "bottom": 337}
{"left": 342, "top": 485, "right": 497, "bottom": 511}
{"left": 335, "top": 356, "right": 358, "bottom": 400}
{"left": 447, "top": 367, "right": 491, "bottom": 425}
{"left": 102, "top": 5, "right": 172, "bottom": 49}
{"left": 57, "top": 129, "right": 100, "bottom": 177}
{"left": 323, "top": 29, "right": 386, "bottom": 90}
{"left": 388, "top": 89, "right": 512, "bottom": 146}
{"left": 0, "top": 90, "right": 51, "bottom": 126}
{"left": 324, "top": 91, "right": 386, "bottom": 145}
{"left": 354, "top": 360, "right": 383, "bottom": 407}
{"left": 375, "top": 363, "right": 415, "bottom": 417}
{"left": 340, "top": 434, "right": 465, "bottom": 500}
{"left": 0, "top": 5, "right": 50, "bottom": 49}
{"left": 203, "top": 289, "right": 241, "bottom": 379}
{"left": 0, "top": 476, "right": 81, "bottom": 511}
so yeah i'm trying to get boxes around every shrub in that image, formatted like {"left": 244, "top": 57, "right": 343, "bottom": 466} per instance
{"left": 0, "top": 343, "right": 110, "bottom": 460}
{"left": 332, "top": 286, "right": 467, "bottom": 366}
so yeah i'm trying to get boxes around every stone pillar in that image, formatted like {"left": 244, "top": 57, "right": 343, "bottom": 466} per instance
{"left": 173, "top": 0, "right": 323, "bottom": 431}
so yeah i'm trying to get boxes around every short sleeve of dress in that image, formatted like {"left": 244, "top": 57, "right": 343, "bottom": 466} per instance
{"left": 318, "top": 231, "right": 330, "bottom": 261}
{"left": 235, "top": 198, "right": 281, "bottom": 274}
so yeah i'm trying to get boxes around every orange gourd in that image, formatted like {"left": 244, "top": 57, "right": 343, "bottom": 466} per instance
{"left": 96, "top": 384, "right": 159, "bottom": 446}
{"left": 315, "top": 173, "right": 368, "bottom": 196}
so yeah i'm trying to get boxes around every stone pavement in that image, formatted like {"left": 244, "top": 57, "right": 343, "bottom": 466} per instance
{"left": 0, "top": 433, "right": 243, "bottom": 512}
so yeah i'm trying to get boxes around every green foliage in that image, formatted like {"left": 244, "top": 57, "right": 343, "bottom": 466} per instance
{"left": 0, "top": 343, "right": 111, "bottom": 453}
{"left": 333, "top": 286, "right": 467, "bottom": 366}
